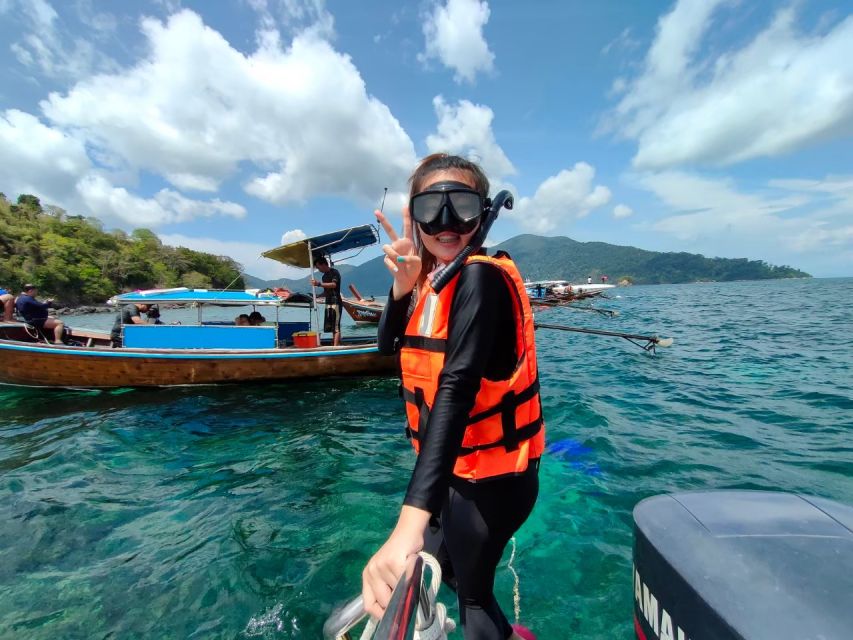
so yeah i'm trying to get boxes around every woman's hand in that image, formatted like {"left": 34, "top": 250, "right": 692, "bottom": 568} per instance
{"left": 362, "top": 506, "right": 429, "bottom": 620}
{"left": 375, "top": 207, "right": 422, "bottom": 300}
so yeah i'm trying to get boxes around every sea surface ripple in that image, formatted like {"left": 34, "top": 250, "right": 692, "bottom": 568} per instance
{"left": 0, "top": 278, "right": 851, "bottom": 639}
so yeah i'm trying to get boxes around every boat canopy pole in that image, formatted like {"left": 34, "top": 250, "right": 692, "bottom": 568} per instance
{"left": 308, "top": 241, "right": 320, "bottom": 334}
{"left": 534, "top": 321, "right": 673, "bottom": 354}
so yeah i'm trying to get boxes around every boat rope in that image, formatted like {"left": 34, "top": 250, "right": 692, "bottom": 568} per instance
{"left": 508, "top": 536, "right": 521, "bottom": 625}
{"left": 534, "top": 321, "right": 673, "bottom": 354}
{"left": 414, "top": 553, "right": 456, "bottom": 640}
{"left": 324, "top": 552, "right": 455, "bottom": 640}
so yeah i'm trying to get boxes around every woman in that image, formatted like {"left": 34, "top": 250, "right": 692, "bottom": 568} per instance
{"left": 363, "top": 154, "right": 544, "bottom": 639}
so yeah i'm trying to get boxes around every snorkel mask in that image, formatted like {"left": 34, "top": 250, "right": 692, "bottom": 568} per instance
{"left": 429, "top": 188, "right": 514, "bottom": 294}
{"left": 410, "top": 181, "right": 490, "bottom": 236}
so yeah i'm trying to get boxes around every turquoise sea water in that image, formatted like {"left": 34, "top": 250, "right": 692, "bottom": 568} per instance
{"left": 1, "top": 278, "right": 851, "bottom": 639}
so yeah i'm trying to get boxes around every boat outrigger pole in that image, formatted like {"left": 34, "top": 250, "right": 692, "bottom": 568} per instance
{"left": 534, "top": 321, "right": 673, "bottom": 353}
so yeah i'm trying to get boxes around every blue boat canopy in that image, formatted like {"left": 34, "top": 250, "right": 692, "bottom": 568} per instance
{"left": 261, "top": 224, "right": 379, "bottom": 268}
{"left": 109, "top": 288, "right": 301, "bottom": 306}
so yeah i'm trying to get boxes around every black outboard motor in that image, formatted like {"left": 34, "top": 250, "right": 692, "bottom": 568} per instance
{"left": 633, "top": 491, "right": 853, "bottom": 640}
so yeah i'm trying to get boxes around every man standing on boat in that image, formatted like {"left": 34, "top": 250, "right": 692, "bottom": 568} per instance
{"left": 310, "top": 256, "right": 342, "bottom": 346}
{"left": 110, "top": 302, "right": 151, "bottom": 347}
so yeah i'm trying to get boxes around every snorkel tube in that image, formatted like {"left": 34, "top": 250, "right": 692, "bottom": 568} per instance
{"left": 430, "top": 190, "right": 514, "bottom": 294}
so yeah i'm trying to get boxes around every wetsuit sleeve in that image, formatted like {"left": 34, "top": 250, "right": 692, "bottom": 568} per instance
{"left": 377, "top": 288, "right": 412, "bottom": 355}
{"left": 403, "top": 263, "right": 515, "bottom": 513}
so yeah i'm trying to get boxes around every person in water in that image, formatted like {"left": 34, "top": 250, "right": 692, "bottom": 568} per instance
{"left": 364, "top": 154, "right": 544, "bottom": 640}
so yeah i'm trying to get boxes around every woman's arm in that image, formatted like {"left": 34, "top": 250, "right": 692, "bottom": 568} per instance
{"left": 377, "top": 288, "right": 412, "bottom": 355}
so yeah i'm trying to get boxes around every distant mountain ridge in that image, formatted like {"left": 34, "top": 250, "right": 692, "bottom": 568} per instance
{"left": 245, "top": 234, "right": 809, "bottom": 297}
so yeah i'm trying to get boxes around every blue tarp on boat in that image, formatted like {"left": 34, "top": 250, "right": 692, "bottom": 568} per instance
{"left": 110, "top": 288, "right": 294, "bottom": 306}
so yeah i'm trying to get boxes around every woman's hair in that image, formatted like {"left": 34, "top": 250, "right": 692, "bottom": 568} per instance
{"left": 408, "top": 153, "right": 490, "bottom": 287}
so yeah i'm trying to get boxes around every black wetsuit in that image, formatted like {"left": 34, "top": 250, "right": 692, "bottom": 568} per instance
{"left": 379, "top": 261, "right": 540, "bottom": 639}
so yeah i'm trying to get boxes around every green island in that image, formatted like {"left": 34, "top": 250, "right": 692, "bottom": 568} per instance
{"left": 2, "top": 193, "right": 809, "bottom": 305}
{"left": 1, "top": 194, "right": 244, "bottom": 306}
{"left": 246, "top": 234, "right": 811, "bottom": 296}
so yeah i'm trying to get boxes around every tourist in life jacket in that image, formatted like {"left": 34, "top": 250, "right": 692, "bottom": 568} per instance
{"left": 363, "top": 154, "right": 544, "bottom": 640}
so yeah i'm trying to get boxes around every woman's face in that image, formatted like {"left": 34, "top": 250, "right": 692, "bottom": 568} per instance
{"left": 415, "top": 169, "right": 481, "bottom": 265}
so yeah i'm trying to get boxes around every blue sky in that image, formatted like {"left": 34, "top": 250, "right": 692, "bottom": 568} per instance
{"left": 1, "top": 0, "right": 851, "bottom": 280}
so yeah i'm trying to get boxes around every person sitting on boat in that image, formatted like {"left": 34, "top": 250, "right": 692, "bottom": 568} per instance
{"left": 248, "top": 311, "right": 266, "bottom": 326}
{"left": 110, "top": 302, "right": 150, "bottom": 347}
{"left": 15, "top": 284, "right": 65, "bottom": 344}
{"left": 0, "top": 286, "right": 14, "bottom": 322}
{"left": 310, "top": 256, "right": 342, "bottom": 346}
{"left": 364, "top": 154, "right": 543, "bottom": 640}
{"left": 146, "top": 304, "right": 164, "bottom": 325}
{"left": 235, "top": 313, "right": 250, "bottom": 326}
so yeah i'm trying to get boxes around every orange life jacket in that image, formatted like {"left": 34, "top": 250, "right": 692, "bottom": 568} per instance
{"left": 399, "top": 251, "right": 545, "bottom": 481}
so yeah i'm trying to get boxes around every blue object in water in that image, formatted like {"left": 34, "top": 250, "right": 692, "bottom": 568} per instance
{"left": 547, "top": 438, "right": 602, "bottom": 476}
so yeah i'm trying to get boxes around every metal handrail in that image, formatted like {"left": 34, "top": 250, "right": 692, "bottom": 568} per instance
{"left": 323, "top": 554, "right": 424, "bottom": 640}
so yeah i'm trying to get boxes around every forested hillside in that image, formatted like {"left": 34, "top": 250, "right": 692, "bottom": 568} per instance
{"left": 246, "top": 234, "right": 811, "bottom": 296}
{"left": 0, "top": 193, "right": 243, "bottom": 305}
{"left": 495, "top": 235, "right": 810, "bottom": 285}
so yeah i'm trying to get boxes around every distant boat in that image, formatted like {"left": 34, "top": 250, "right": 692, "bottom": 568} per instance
{"left": 552, "top": 282, "right": 615, "bottom": 297}
{"left": 0, "top": 225, "right": 395, "bottom": 389}
{"left": 524, "top": 279, "right": 615, "bottom": 306}
{"left": 341, "top": 284, "right": 383, "bottom": 324}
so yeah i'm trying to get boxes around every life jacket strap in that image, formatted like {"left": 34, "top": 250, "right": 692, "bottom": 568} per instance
{"left": 401, "top": 376, "right": 541, "bottom": 426}
{"left": 466, "top": 376, "right": 540, "bottom": 425}
{"left": 401, "top": 335, "right": 447, "bottom": 352}
{"left": 402, "top": 379, "right": 542, "bottom": 453}
{"left": 457, "top": 417, "right": 543, "bottom": 456}
{"left": 405, "top": 387, "right": 431, "bottom": 442}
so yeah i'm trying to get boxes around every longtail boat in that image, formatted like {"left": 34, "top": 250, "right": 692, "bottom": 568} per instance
{"left": 0, "top": 225, "right": 395, "bottom": 388}
{"left": 341, "top": 284, "right": 383, "bottom": 324}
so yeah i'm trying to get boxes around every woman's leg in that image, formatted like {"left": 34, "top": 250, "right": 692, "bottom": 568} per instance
{"left": 438, "top": 471, "right": 539, "bottom": 639}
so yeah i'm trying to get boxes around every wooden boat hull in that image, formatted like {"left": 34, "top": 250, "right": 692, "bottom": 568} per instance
{"left": 341, "top": 297, "right": 382, "bottom": 324}
{"left": 0, "top": 338, "right": 395, "bottom": 388}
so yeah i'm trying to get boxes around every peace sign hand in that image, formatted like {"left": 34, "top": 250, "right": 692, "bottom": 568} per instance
{"left": 375, "top": 207, "right": 422, "bottom": 300}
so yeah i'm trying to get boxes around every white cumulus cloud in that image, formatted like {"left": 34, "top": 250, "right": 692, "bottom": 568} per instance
{"left": 0, "top": 8, "right": 419, "bottom": 227}
{"left": 607, "top": 1, "right": 853, "bottom": 169}
{"left": 637, "top": 171, "right": 853, "bottom": 269}
{"left": 509, "top": 163, "right": 611, "bottom": 233}
{"left": 77, "top": 175, "right": 246, "bottom": 226}
{"left": 426, "top": 96, "right": 515, "bottom": 180}
{"left": 0, "top": 110, "right": 91, "bottom": 203}
{"left": 281, "top": 229, "right": 308, "bottom": 245}
{"left": 613, "top": 204, "right": 633, "bottom": 219}
{"left": 420, "top": 0, "right": 495, "bottom": 84}
{"left": 157, "top": 233, "right": 306, "bottom": 280}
